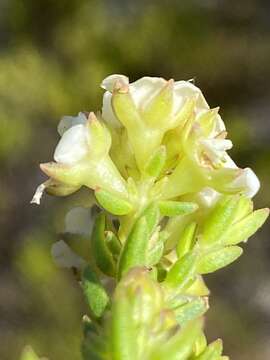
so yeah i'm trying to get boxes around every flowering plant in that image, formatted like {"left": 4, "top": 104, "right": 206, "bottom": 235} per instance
{"left": 28, "top": 75, "right": 268, "bottom": 360}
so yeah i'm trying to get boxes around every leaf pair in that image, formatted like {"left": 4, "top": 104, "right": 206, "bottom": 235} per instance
{"left": 200, "top": 195, "right": 268, "bottom": 247}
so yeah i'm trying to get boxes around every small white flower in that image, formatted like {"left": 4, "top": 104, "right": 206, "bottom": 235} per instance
{"left": 51, "top": 240, "right": 86, "bottom": 269}
{"left": 101, "top": 74, "right": 213, "bottom": 128}
{"left": 231, "top": 167, "right": 260, "bottom": 198}
{"left": 57, "top": 112, "right": 87, "bottom": 136}
{"left": 54, "top": 124, "right": 90, "bottom": 165}
{"left": 53, "top": 113, "right": 92, "bottom": 166}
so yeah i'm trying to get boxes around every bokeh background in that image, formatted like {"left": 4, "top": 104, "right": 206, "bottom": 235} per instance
{"left": 0, "top": 0, "right": 270, "bottom": 359}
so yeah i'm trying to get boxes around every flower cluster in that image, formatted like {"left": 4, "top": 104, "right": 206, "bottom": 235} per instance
{"left": 29, "top": 75, "right": 268, "bottom": 360}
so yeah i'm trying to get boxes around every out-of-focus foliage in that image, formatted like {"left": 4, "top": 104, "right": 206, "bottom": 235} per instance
{"left": 0, "top": 1, "right": 269, "bottom": 359}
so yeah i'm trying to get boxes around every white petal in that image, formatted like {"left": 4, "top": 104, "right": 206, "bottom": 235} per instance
{"left": 173, "top": 81, "right": 209, "bottom": 115}
{"left": 232, "top": 168, "right": 260, "bottom": 198}
{"left": 198, "top": 187, "right": 220, "bottom": 207}
{"left": 102, "top": 91, "right": 122, "bottom": 128}
{"left": 30, "top": 182, "right": 46, "bottom": 205}
{"left": 51, "top": 240, "right": 86, "bottom": 269}
{"left": 57, "top": 112, "right": 87, "bottom": 136}
{"left": 54, "top": 124, "right": 89, "bottom": 165}
{"left": 214, "top": 114, "right": 226, "bottom": 134}
{"left": 65, "top": 207, "right": 94, "bottom": 236}
{"left": 129, "top": 76, "right": 166, "bottom": 108}
{"left": 101, "top": 74, "right": 129, "bottom": 92}
{"left": 222, "top": 153, "right": 238, "bottom": 169}
{"left": 201, "top": 138, "right": 233, "bottom": 152}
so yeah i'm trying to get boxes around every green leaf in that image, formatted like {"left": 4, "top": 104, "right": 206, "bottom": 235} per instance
{"left": 158, "top": 201, "right": 198, "bottom": 217}
{"left": 95, "top": 188, "right": 133, "bottom": 215}
{"left": 164, "top": 251, "right": 198, "bottom": 289}
{"left": 145, "top": 145, "right": 166, "bottom": 178}
{"left": 197, "top": 246, "right": 243, "bottom": 274}
{"left": 146, "top": 235, "right": 164, "bottom": 266}
{"left": 231, "top": 196, "right": 253, "bottom": 223}
{"left": 118, "top": 217, "right": 150, "bottom": 278}
{"left": 91, "top": 213, "right": 116, "bottom": 276}
{"left": 222, "top": 208, "right": 269, "bottom": 245}
{"left": 177, "top": 222, "right": 197, "bottom": 258}
{"left": 111, "top": 286, "right": 137, "bottom": 359}
{"left": 82, "top": 266, "right": 109, "bottom": 318}
{"left": 174, "top": 297, "right": 209, "bottom": 326}
{"left": 200, "top": 196, "right": 239, "bottom": 245}
{"left": 195, "top": 339, "right": 223, "bottom": 360}
{"left": 141, "top": 203, "right": 160, "bottom": 234}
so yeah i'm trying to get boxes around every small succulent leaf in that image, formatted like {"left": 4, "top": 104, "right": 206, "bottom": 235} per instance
{"left": 195, "top": 339, "right": 223, "bottom": 360}
{"left": 222, "top": 208, "right": 269, "bottom": 245}
{"left": 145, "top": 145, "right": 167, "bottom": 178}
{"left": 174, "top": 297, "right": 209, "bottom": 327}
{"left": 185, "top": 276, "right": 210, "bottom": 297}
{"left": 82, "top": 266, "right": 109, "bottom": 318}
{"left": 197, "top": 246, "right": 243, "bottom": 274}
{"left": 164, "top": 251, "right": 198, "bottom": 289}
{"left": 231, "top": 196, "right": 253, "bottom": 223}
{"left": 95, "top": 188, "right": 133, "bottom": 215}
{"left": 91, "top": 213, "right": 116, "bottom": 276}
{"left": 158, "top": 201, "right": 198, "bottom": 217}
{"left": 146, "top": 237, "right": 164, "bottom": 266}
{"left": 177, "top": 222, "right": 197, "bottom": 258}
{"left": 118, "top": 217, "right": 150, "bottom": 278}
{"left": 141, "top": 203, "right": 160, "bottom": 234}
{"left": 105, "top": 231, "right": 122, "bottom": 255}
{"left": 200, "top": 196, "right": 240, "bottom": 246}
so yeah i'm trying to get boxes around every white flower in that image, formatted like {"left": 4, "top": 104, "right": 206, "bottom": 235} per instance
{"left": 57, "top": 112, "right": 88, "bottom": 135}
{"left": 231, "top": 167, "right": 260, "bottom": 198}
{"left": 54, "top": 112, "right": 90, "bottom": 166}
{"left": 101, "top": 74, "right": 213, "bottom": 128}
{"left": 51, "top": 240, "right": 86, "bottom": 269}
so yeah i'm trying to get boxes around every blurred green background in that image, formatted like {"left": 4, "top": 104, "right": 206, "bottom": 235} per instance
{"left": 0, "top": 0, "right": 269, "bottom": 359}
